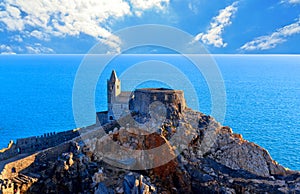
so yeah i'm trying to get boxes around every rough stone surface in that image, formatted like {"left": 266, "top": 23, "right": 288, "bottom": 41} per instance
{"left": 1, "top": 108, "right": 300, "bottom": 193}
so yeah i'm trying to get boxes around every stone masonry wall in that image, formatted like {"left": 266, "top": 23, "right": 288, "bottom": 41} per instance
{"left": 0, "top": 140, "right": 71, "bottom": 180}
{"left": 130, "top": 88, "right": 186, "bottom": 117}
{"left": 96, "top": 111, "right": 108, "bottom": 126}
{"left": 0, "top": 142, "right": 18, "bottom": 161}
{"left": 16, "top": 130, "right": 79, "bottom": 154}
{"left": 0, "top": 129, "right": 80, "bottom": 161}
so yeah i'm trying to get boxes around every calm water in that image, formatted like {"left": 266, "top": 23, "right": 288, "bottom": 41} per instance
{"left": 0, "top": 55, "right": 299, "bottom": 170}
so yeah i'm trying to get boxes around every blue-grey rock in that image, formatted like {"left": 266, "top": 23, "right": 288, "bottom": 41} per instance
{"left": 123, "top": 173, "right": 157, "bottom": 194}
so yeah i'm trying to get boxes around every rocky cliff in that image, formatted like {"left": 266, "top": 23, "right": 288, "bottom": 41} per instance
{"left": 1, "top": 107, "right": 300, "bottom": 194}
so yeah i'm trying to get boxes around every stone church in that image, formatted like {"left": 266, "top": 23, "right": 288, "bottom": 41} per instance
{"left": 96, "top": 70, "right": 186, "bottom": 125}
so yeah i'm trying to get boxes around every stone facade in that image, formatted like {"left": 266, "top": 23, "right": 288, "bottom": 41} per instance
{"left": 96, "top": 111, "right": 108, "bottom": 126}
{"left": 129, "top": 88, "right": 186, "bottom": 117}
{"left": 96, "top": 70, "right": 131, "bottom": 124}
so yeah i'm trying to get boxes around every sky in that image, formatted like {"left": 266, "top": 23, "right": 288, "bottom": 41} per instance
{"left": 0, "top": 0, "right": 300, "bottom": 54}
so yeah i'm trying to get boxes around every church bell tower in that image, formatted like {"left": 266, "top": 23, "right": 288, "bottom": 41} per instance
{"left": 107, "top": 70, "right": 121, "bottom": 120}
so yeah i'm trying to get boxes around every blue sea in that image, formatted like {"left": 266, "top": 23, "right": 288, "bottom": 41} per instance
{"left": 0, "top": 54, "right": 299, "bottom": 170}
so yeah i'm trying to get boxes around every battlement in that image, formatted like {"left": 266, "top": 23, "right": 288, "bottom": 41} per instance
{"left": 15, "top": 130, "right": 80, "bottom": 154}
{"left": 0, "top": 129, "right": 80, "bottom": 161}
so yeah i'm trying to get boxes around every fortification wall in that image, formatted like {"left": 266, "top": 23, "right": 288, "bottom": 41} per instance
{"left": 110, "top": 102, "right": 130, "bottom": 120}
{"left": 130, "top": 88, "right": 186, "bottom": 117}
{"left": 96, "top": 111, "right": 108, "bottom": 126}
{"left": 0, "top": 141, "right": 18, "bottom": 161}
{"left": 0, "top": 129, "right": 80, "bottom": 162}
{"left": 16, "top": 129, "right": 79, "bottom": 154}
{"left": 0, "top": 141, "right": 71, "bottom": 180}
{"left": 0, "top": 153, "right": 38, "bottom": 180}
{"left": 34, "top": 141, "right": 71, "bottom": 162}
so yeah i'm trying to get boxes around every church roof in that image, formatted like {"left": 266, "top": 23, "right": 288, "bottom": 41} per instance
{"left": 109, "top": 70, "right": 118, "bottom": 82}
{"left": 118, "top": 91, "right": 132, "bottom": 97}
{"left": 115, "top": 92, "right": 132, "bottom": 103}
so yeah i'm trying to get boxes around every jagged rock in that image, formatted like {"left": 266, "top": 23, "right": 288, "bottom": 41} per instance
{"left": 92, "top": 168, "right": 105, "bottom": 183}
{"left": 70, "top": 141, "right": 80, "bottom": 153}
{"left": 116, "top": 186, "right": 124, "bottom": 193}
{"left": 190, "top": 170, "right": 214, "bottom": 183}
{"left": 95, "top": 182, "right": 110, "bottom": 194}
{"left": 205, "top": 126, "right": 287, "bottom": 177}
{"left": 123, "top": 173, "right": 156, "bottom": 194}
{"left": 2, "top": 108, "right": 300, "bottom": 194}
{"left": 62, "top": 152, "right": 74, "bottom": 166}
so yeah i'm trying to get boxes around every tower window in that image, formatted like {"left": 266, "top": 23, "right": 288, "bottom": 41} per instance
{"left": 164, "top": 95, "right": 168, "bottom": 101}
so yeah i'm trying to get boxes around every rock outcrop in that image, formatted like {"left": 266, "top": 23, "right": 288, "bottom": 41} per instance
{"left": 1, "top": 108, "right": 300, "bottom": 194}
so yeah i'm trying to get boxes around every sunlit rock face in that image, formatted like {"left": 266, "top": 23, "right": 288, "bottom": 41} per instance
{"left": 1, "top": 97, "right": 299, "bottom": 193}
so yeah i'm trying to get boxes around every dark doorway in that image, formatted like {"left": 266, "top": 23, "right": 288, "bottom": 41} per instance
{"left": 178, "top": 103, "right": 182, "bottom": 113}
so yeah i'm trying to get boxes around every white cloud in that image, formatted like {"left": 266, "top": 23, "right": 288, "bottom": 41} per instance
{"left": 130, "top": 0, "right": 169, "bottom": 17}
{"left": 0, "top": 42, "right": 54, "bottom": 54}
{"left": 281, "top": 0, "right": 300, "bottom": 4}
{"left": 1, "top": 51, "right": 16, "bottom": 54}
{"left": 0, "top": 44, "right": 16, "bottom": 54}
{"left": 135, "top": 10, "right": 143, "bottom": 17}
{"left": 11, "top": 35, "right": 23, "bottom": 42}
{"left": 0, "top": 0, "right": 169, "bottom": 52}
{"left": 6, "top": 4, "right": 21, "bottom": 18}
{"left": 0, "top": 0, "right": 131, "bottom": 48}
{"left": 0, "top": 6, "right": 24, "bottom": 31}
{"left": 188, "top": 3, "right": 198, "bottom": 14}
{"left": 30, "top": 30, "right": 50, "bottom": 41}
{"left": 194, "top": 1, "right": 238, "bottom": 48}
{"left": 0, "top": 44, "right": 12, "bottom": 51}
{"left": 0, "top": 4, "right": 24, "bottom": 31}
{"left": 290, "top": 0, "right": 300, "bottom": 3}
{"left": 130, "top": 0, "right": 169, "bottom": 12}
{"left": 0, "top": 0, "right": 170, "bottom": 53}
{"left": 187, "top": 0, "right": 201, "bottom": 14}
{"left": 240, "top": 18, "right": 300, "bottom": 51}
{"left": 25, "top": 43, "right": 54, "bottom": 54}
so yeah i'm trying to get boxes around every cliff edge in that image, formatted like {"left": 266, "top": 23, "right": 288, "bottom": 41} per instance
{"left": 1, "top": 106, "right": 300, "bottom": 194}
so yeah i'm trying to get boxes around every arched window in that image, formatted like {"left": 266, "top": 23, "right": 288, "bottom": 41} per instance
{"left": 153, "top": 95, "right": 157, "bottom": 101}
{"left": 109, "top": 116, "right": 114, "bottom": 120}
{"left": 164, "top": 95, "right": 168, "bottom": 101}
